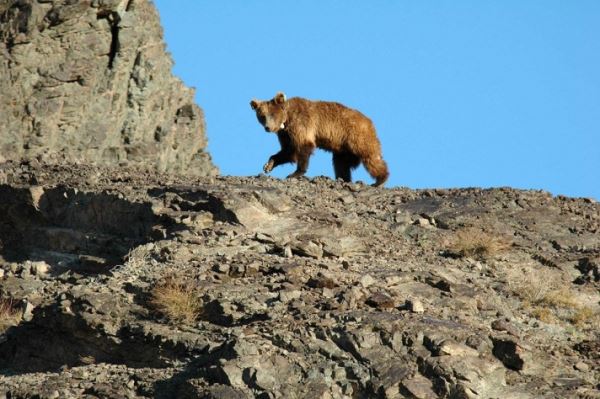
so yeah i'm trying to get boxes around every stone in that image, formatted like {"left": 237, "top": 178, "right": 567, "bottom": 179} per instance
{"left": 214, "top": 263, "right": 230, "bottom": 274}
{"left": 574, "top": 361, "right": 589, "bottom": 372}
{"left": 220, "top": 363, "right": 245, "bottom": 388}
{"left": 21, "top": 300, "right": 34, "bottom": 322}
{"left": 406, "top": 299, "right": 425, "bottom": 314}
{"left": 359, "top": 274, "right": 376, "bottom": 288}
{"left": 414, "top": 218, "right": 431, "bottom": 227}
{"left": 307, "top": 275, "right": 336, "bottom": 289}
{"left": 293, "top": 240, "right": 323, "bottom": 259}
{"left": 400, "top": 374, "right": 437, "bottom": 399}
{"left": 365, "top": 292, "right": 395, "bottom": 309}
{"left": 574, "top": 257, "right": 600, "bottom": 284}
{"left": 201, "top": 385, "right": 247, "bottom": 399}
{"left": 279, "top": 290, "right": 302, "bottom": 303}
{"left": 437, "top": 340, "right": 479, "bottom": 357}
{"left": 465, "top": 334, "right": 492, "bottom": 353}
{"left": 423, "top": 355, "right": 508, "bottom": 398}
{"left": 30, "top": 261, "right": 50, "bottom": 276}
{"left": 491, "top": 319, "right": 520, "bottom": 337}
{"left": 491, "top": 335, "right": 532, "bottom": 371}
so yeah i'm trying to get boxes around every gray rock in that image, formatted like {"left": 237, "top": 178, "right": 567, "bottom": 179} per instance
{"left": 29, "top": 261, "right": 50, "bottom": 277}
{"left": 0, "top": 0, "right": 217, "bottom": 176}
{"left": 292, "top": 240, "right": 323, "bottom": 259}
{"left": 407, "top": 298, "right": 425, "bottom": 314}
{"left": 491, "top": 335, "right": 532, "bottom": 371}
{"left": 491, "top": 319, "right": 520, "bottom": 337}
{"left": 574, "top": 361, "right": 589, "bottom": 372}
{"left": 20, "top": 300, "right": 34, "bottom": 322}
{"left": 365, "top": 292, "right": 395, "bottom": 310}
{"left": 279, "top": 289, "right": 302, "bottom": 303}
{"left": 399, "top": 374, "right": 437, "bottom": 399}
{"left": 437, "top": 339, "right": 479, "bottom": 357}
{"left": 359, "top": 274, "right": 376, "bottom": 288}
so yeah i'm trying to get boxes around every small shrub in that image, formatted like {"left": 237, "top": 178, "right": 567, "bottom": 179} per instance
{"left": 150, "top": 277, "right": 203, "bottom": 325}
{"left": 530, "top": 307, "right": 556, "bottom": 324}
{"left": 513, "top": 273, "right": 558, "bottom": 306}
{"left": 569, "top": 306, "right": 598, "bottom": 327}
{"left": 0, "top": 298, "right": 21, "bottom": 332}
{"left": 125, "top": 245, "right": 153, "bottom": 268}
{"left": 447, "top": 227, "right": 511, "bottom": 259}
{"left": 511, "top": 272, "right": 599, "bottom": 327}
{"left": 540, "top": 288, "right": 579, "bottom": 308}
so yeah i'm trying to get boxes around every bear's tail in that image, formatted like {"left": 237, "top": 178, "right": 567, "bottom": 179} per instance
{"left": 363, "top": 156, "right": 389, "bottom": 187}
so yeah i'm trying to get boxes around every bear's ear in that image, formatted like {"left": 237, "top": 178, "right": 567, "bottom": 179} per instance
{"left": 274, "top": 92, "right": 286, "bottom": 104}
{"left": 250, "top": 99, "right": 259, "bottom": 110}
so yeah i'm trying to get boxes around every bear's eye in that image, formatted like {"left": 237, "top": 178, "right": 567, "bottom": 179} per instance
{"left": 257, "top": 113, "right": 266, "bottom": 124}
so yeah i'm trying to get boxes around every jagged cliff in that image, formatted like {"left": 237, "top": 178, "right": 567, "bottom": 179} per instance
{"left": 0, "top": 0, "right": 217, "bottom": 175}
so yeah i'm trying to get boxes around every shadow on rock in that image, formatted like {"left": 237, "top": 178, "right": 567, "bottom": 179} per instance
{"left": 0, "top": 185, "right": 175, "bottom": 274}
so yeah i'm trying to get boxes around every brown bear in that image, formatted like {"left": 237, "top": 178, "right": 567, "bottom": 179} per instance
{"left": 250, "top": 92, "right": 389, "bottom": 186}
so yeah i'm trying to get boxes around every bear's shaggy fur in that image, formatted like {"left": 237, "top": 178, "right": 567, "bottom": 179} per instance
{"left": 250, "top": 92, "right": 389, "bottom": 186}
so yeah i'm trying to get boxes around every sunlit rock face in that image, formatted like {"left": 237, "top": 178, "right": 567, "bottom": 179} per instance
{"left": 0, "top": 0, "right": 217, "bottom": 176}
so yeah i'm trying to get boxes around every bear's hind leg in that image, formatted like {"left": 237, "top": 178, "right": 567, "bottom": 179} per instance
{"left": 333, "top": 152, "right": 360, "bottom": 182}
{"left": 287, "top": 144, "right": 314, "bottom": 179}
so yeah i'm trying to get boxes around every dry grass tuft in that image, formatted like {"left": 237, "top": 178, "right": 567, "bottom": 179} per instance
{"left": 511, "top": 271, "right": 599, "bottom": 327}
{"left": 125, "top": 244, "right": 154, "bottom": 268}
{"left": 530, "top": 307, "right": 557, "bottom": 324}
{"left": 0, "top": 298, "right": 22, "bottom": 333}
{"left": 569, "top": 306, "right": 598, "bottom": 327}
{"left": 513, "top": 274, "right": 578, "bottom": 310}
{"left": 447, "top": 227, "right": 511, "bottom": 260}
{"left": 540, "top": 288, "right": 579, "bottom": 308}
{"left": 512, "top": 273, "right": 559, "bottom": 305}
{"left": 150, "top": 277, "right": 203, "bottom": 325}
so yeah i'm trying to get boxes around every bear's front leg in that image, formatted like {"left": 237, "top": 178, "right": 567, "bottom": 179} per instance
{"left": 263, "top": 158, "right": 275, "bottom": 173}
{"left": 264, "top": 149, "right": 294, "bottom": 173}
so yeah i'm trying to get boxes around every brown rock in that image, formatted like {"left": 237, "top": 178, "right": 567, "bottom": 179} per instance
{"left": 400, "top": 374, "right": 437, "bottom": 399}
{"left": 491, "top": 335, "right": 532, "bottom": 371}
{"left": 366, "top": 292, "right": 395, "bottom": 309}
{"left": 491, "top": 319, "right": 520, "bottom": 337}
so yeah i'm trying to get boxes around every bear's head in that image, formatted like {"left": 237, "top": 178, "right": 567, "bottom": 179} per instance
{"left": 250, "top": 92, "right": 287, "bottom": 133}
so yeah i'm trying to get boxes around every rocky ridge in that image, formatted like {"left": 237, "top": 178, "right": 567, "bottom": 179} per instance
{"left": 0, "top": 0, "right": 217, "bottom": 176}
{"left": 0, "top": 161, "right": 599, "bottom": 398}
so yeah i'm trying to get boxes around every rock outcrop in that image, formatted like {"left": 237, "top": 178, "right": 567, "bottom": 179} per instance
{"left": 0, "top": 0, "right": 217, "bottom": 176}
{"left": 0, "top": 161, "right": 598, "bottom": 398}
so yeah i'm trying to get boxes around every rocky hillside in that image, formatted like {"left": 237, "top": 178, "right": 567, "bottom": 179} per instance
{"left": 0, "top": 0, "right": 216, "bottom": 176}
{"left": 0, "top": 161, "right": 598, "bottom": 398}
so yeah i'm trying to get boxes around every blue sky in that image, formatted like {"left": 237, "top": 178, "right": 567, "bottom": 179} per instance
{"left": 154, "top": 1, "right": 599, "bottom": 199}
